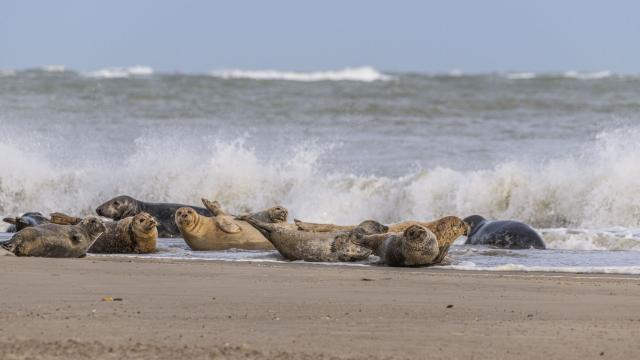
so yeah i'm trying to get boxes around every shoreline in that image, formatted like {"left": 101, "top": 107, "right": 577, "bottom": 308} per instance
{"left": 1, "top": 255, "right": 639, "bottom": 359}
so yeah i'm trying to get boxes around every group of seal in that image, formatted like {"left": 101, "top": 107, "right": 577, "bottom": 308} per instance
{"left": 2, "top": 194, "right": 546, "bottom": 264}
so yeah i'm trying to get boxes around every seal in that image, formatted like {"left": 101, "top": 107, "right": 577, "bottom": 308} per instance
{"left": 95, "top": 195, "right": 211, "bottom": 238}
{"left": 296, "top": 217, "right": 468, "bottom": 258}
{"left": 240, "top": 214, "right": 388, "bottom": 262}
{"left": 87, "top": 212, "right": 158, "bottom": 254}
{"left": 3, "top": 212, "right": 50, "bottom": 233}
{"left": 463, "top": 215, "right": 546, "bottom": 249}
{"left": 295, "top": 216, "right": 469, "bottom": 263}
{"left": 0, "top": 216, "right": 106, "bottom": 257}
{"left": 175, "top": 199, "right": 274, "bottom": 251}
{"left": 352, "top": 225, "right": 439, "bottom": 266}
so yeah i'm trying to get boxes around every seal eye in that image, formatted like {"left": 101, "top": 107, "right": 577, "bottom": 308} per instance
{"left": 113, "top": 201, "right": 120, "bottom": 207}
{"left": 139, "top": 219, "right": 144, "bottom": 223}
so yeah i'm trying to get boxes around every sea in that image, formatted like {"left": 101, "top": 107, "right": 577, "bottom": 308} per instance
{"left": 1, "top": 65, "right": 639, "bottom": 274}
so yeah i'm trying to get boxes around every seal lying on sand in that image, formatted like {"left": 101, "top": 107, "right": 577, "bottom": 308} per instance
{"left": 175, "top": 199, "right": 274, "bottom": 251}
{"left": 0, "top": 216, "right": 106, "bottom": 257}
{"left": 294, "top": 216, "right": 468, "bottom": 234}
{"left": 296, "top": 216, "right": 469, "bottom": 264}
{"left": 88, "top": 212, "right": 158, "bottom": 254}
{"left": 3, "top": 212, "right": 50, "bottom": 233}
{"left": 95, "top": 195, "right": 211, "bottom": 237}
{"left": 352, "top": 225, "right": 439, "bottom": 266}
{"left": 463, "top": 215, "right": 546, "bottom": 249}
{"left": 239, "top": 214, "right": 388, "bottom": 262}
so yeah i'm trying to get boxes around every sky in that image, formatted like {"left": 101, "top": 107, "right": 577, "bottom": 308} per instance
{"left": 1, "top": 0, "right": 639, "bottom": 73}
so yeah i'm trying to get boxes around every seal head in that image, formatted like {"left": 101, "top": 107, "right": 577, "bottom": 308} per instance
{"left": 96, "top": 195, "right": 138, "bottom": 219}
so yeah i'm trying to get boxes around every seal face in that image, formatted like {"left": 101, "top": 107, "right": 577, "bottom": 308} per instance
{"left": 95, "top": 195, "right": 210, "bottom": 238}
{"left": 174, "top": 199, "right": 274, "bottom": 251}
{"left": 89, "top": 212, "right": 158, "bottom": 254}
{"left": 352, "top": 224, "right": 439, "bottom": 267}
{"left": 240, "top": 215, "right": 387, "bottom": 262}
{"left": 463, "top": 215, "right": 546, "bottom": 249}
{"left": 1, "top": 216, "right": 106, "bottom": 258}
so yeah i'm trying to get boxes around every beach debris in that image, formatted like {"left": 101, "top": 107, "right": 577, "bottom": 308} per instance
{"left": 101, "top": 296, "right": 123, "bottom": 302}
{"left": 446, "top": 304, "right": 454, "bottom": 308}
{"left": 360, "top": 278, "right": 375, "bottom": 281}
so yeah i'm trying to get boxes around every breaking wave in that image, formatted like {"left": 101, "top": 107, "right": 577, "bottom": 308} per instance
{"left": 86, "top": 66, "right": 154, "bottom": 79}
{"left": 1, "top": 127, "right": 639, "bottom": 251}
{"left": 209, "top": 66, "right": 390, "bottom": 82}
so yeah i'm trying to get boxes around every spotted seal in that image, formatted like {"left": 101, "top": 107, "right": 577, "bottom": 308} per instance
{"left": 87, "top": 212, "right": 158, "bottom": 254}
{"left": 352, "top": 225, "right": 439, "bottom": 266}
{"left": 239, "top": 214, "right": 388, "bottom": 262}
{"left": 3, "top": 212, "right": 50, "bottom": 233}
{"left": 0, "top": 216, "right": 106, "bottom": 257}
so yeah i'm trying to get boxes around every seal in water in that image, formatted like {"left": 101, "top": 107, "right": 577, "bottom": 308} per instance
{"left": 239, "top": 214, "right": 388, "bottom": 262}
{"left": 175, "top": 199, "right": 274, "bottom": 251}
{"left": 3, "top": 212, "right": 50, "bottom": 233}
{"left": 352, "top": 225, "right": 439, "bottom": 267}
{"left": 87, "top": 212, "right": 158, "bottom": 254}
{"left": 0, "top": 216, "right": 106, "bottom": 257}
{"left": 463, "top": 215, "right": 546, "bottom": 249}
{"left": 95, "top": 195, "right": 211, "bottom": 238}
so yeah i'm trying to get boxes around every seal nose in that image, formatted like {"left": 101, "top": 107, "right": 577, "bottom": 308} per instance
{"left": 96, "top": 208, "right": 103, "bottom": 216}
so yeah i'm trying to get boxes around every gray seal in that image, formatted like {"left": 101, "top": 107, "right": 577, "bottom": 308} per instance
{"left": 95, "top": 195, "right": 211, "bottom": 238}
{"left": 239, "top": 215, "right": 388, "bottom": 262}
{"left": 3, "top": 212, "right": 50, "bottom": 233}
{"left": 463, "top": 215, "right": 546, "bottom": 249}
{"left": 0, "top": 216, "right": 106, "bottom": 257}
{"left": 352, "top": 225, "right": 439, "bottom": 267}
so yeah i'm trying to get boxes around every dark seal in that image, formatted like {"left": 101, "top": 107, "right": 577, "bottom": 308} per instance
{"left": 95, "top": 195, "right": 211, "bottom": 238}
{"left": 463, "top": 215, "right": 546, "bottom": 249}
{"left": 3, "top": 212, "right": 50, "bottom": 233}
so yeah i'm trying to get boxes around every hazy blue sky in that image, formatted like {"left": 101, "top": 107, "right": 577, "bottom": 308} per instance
{"left": 1, "top": 0, "right": 638, "bottom": 73}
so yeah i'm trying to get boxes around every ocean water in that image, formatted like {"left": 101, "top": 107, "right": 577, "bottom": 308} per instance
{"left": 1, "top": 66, "right": 639, "bottom": 274}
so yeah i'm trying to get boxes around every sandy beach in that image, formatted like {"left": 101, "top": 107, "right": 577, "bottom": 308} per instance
{"left": 0, "top": 254, "right": 638, "bottom": 359}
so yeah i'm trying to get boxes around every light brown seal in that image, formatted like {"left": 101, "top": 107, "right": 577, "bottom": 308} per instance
{"left": 88, "top": 212, "right": 158, "bottom": 254}
{"left": 175, "top": 199, "right": 275, "bottom": 251}
{"left": 239, "top": 214, "right": 388, "bottom": 262}
{"left": 352, "top": 225, "right": 438, "bottom": 266}
{"left": 0, "top": 216, "right": 106, "bottom": 258}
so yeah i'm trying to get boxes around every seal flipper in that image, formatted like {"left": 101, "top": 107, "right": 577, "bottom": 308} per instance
{"left": 50, "top": 212, "right": 82, "bottom": 225}
{"left": 201, "top": 198, "right": 226, "bottom": 216}
{"left": 215, "top": 218, "right": 241, "bottom": 234}
{"left": 3, "top": 217, "right": 17, "bottom": 225}
{"left": 350, "top": 232, "right": 388, "bottom": 253}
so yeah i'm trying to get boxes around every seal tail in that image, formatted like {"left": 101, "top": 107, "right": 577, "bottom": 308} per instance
{"left": 50, "top": 212, "right": 82, "bottom": 225}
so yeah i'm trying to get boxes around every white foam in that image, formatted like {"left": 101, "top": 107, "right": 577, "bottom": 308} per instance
{"left": 86, "top": 66, "right": 154, "bottom": 79}
{"left": 209, "top": 66, "right": 390, "bottom": 82}
{"left": 505, "top": 72, "right": 536, "bottom": 80}
{"left": 0, "top": 69, "right": 16, "bottom": 77}
{"left": 563, "top": 70, "right": 612, "bottom": 80}
{"left": 1, "top": 127, "right": 640, "bottom": 247}
{"left": 41, "top": 65, "right": 66, "bottom": 72}
{"left": 446, "top": 263, "right": 640, "bottom": 275}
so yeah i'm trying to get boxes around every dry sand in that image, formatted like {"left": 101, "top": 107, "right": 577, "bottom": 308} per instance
{"left": 1, "top": 253, "right": 639, "bottom": 359}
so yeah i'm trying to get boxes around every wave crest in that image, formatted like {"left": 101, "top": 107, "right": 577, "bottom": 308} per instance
{"left": 209, "top": 66, "right": 390, "bottom": 82}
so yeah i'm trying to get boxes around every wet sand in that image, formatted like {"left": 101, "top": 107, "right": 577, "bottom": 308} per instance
{"left": 1, "top": 253, "right": 639, "bottom": 359}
